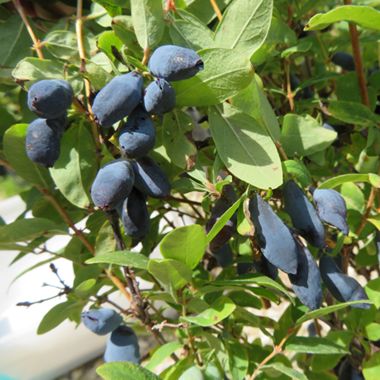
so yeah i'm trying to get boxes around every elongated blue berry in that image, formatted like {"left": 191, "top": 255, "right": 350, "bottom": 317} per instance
{"left": 319, "top": 255, "right": 369, "bottom": 309}
{"left": 284, "top": 180, "right": 325, "bottom": 248}
{"left": 249, "top": 194, "right": 298, "bottom": 274}
{"left": 313, "top": 189, "right": 349, "bottom": 235}
{"left": 148, "top": 45, "right": 204, "bottom": 81}
{"left": 91, "top": 159, "right": 134, "bottom": 210}
{"left": 144, "top": 79, "right": 176, "bottom": 115}
{"left": 81, "top": 308, "right": 122, "bottom": 335}
{"left": 27, "top": 79, "right": 73, "bottom": 119}
{"left": 132, "top": 157, "right": 171, "bottom": 199}
{"left": 92, "top": 72, "right": 143, "bottom": 128}
{"left": 25, "top": 117, "right": 66, "bottom": 167}
{"left": 104, "top": 325, "right": 140, "bottom": 363}
{"left": 118, "top": 107, "right": 155, "bottom": 159}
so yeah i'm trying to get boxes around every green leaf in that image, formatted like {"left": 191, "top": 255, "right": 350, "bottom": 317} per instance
{"left": 295, "top": 300, "right": 373, "bottom": 325}
{"left": 283, "top": 160, "right": 312, "bottom": 187}
{"left": 328, "top": 100, "right": 380, "bottom": 127}
{"left": 95, "top": 221, "right": 116, "bottom": 256}
{"left": 145, "top": 342, "right": 183, "bottom": 371}
{"left": 44, "top": 30, "right": 93, "bottom": 61}
{"left": 214, "top": 0, "right": 273, "bottom": 56}
{"left": 281, "top": 114, "right": 337, "bottom": 157}
{"left": 0, "top": 15, "right": 31, "bottom": 69}
{"left": 148, "top": 259, "right": 192, "bottom": 291}
{"left": 262, "top": 362, "right": 308, "bottom": 380}
{"left": 306, "top": 5, "right": 380, "bottom": 31}
{"left": 4, "top": 124, "right": 52, "bottom": 187}
{"left": 365, "top": 323, "right": 380, "bottom": 341}
{"left": 368, "top": 215, "right": 380, "bottom": 230}
{"left": 232, "top": 76, "right": 281, "bottom": 142}
{"left": 160, "top": 224, "right": 207, "bottom": 269}
{"left": 130, "top": 0, "right": 164, "bottom": 50}
{"left": 74, "top": 279, "right": 97, "bottom": 298}
{"left": 0, "top": 218, "right": 66, "bottom": 243}
{"left": 12, "top": 58, "right": 65, "bottom": 81}
{"left": 37, "top": 301, "right": 82, "bottom": 334}
{"left": 49, "top": 123, "right": 97, "bottom": 209}
{"left": 169, "top": 10, "right": 215, "bottom": 51}
{"left": 319, "top": 173, "right": 380, "bottom": 189}
{"left": 210, "top": 274, "right": 292, "bottom": 300}
{"left": 206, "top": 194, "right": 244, "bottom": 244}
{"left": 225, "top": 340, "right": 249, "bottom": 380}
{"left": 162, "top": 111, "right": 196, "bottom": 169}
{"left": 341, "top": 182, "right": 365, "bottom": 213}
{"left": 86, "top": 251, "right": 149, "bottom": 270}
{"left": 173, "top": 48, "right": 254, "bottom": 107}
{"left": 365, "top": 277, "right": 380, "bottom": 309}
{"left": 285, "top": 337, "right": 349, "bottom": 355}
{"left": 97, "top": 30, "right": 123, "bottom": 61}
{"left": 363, "top": 352, "right": 380, "bottom": 380}
{"left": 209, "top": 103, "right": 283, "bottom": 189}
{"left": 181, "top": 296, "right": 236, "bottom": 327}
{"left": 97, "top": 362, "right": 160, "bottom": 380}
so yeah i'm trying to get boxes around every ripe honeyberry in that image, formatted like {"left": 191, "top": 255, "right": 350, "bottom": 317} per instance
{"left": 148, "top": 45, "right": 204, "bottom": 81}
{"left": 92, "top": 72, "right": 143, "bottom": 128}
{"left": 90, "top": 159, "right": 134, "bottom": 210}
{"left": 27, "top": 79, "right": 73, "bottom": 119}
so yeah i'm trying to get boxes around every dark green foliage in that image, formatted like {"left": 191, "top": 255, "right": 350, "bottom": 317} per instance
{"left": 144, "top": 79, "right": 176, "bottom": 115}
{"left": 119, "top": 188, "right": 150, "bottom": 240}
{"left": 81, "top": 308, "right": 122, "bottom": 335}
{"left": 313, "top": 189, "right": 349, "bottom": 235}
{"left": 132, "top": 157, "right": 171, "bottom": 199}
{"left": 90, "top": 160, "right": 134, "bottom": 210}
{"left": 27, "top": 79, "right": 73, "bottom": 119}
{"left": 92, "top": 72, "right": 143, "bottom": 128}
{"left": 25, "top": 117, "right": 66, "bottom": 167}
{"left": 148, "top": 45, "right": 204, "bottom": 81}
{"left": 206, "top": 185, "right": 237, "bottom": 252}
{"left": 283, "top": 180, "right": 325, "bottom": 248}
{"left": 249, "top": 194, "right": 298, "bottom": 274}
{"left": 104, "top": 326, "right": 140, "bottom": 363}
{"left": 319, "top": 255, "right": 369, "bottom": 309}
{"left": 210, "top": 243, "right": 233, "bottom": 267}
{"left": 288, "top": 244, "right": 322, "bottom": 310}
{"left": 118, "top": 107, "right": 156, "bottom": 159}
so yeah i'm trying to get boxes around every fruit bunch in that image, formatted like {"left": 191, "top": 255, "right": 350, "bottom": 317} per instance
{"left": 25, "top": 45, "right": 204, "bottom": 241}
{"left": 81, "top": 308, "right": 140, "bottom": 363}
{"left": 210, "top": 180, "right": 369, "bottom": 312}
{"left": 25, "top": 79, "right": 73, "bottom": 167}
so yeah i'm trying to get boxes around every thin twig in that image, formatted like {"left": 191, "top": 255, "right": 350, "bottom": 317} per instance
{"left": 248, "top": 331, "right": 293, "bottom": 379}
{"left": 210, "top": 0, "right": 223, "bottom": 21}
{"left": 12, "top": 0, "right": 44, "bottom": 59}
{"left": 142, "top": 47, "right": 151, "bottom": 66}
{"left": 275, "top": 141, "right": 289, "bottom": 161}
{"left": 284, "top": 60, "right": 295, "bottom": 112}
{"left": 167, "top": 195, "right": 202, "bottom": 206}
{"left": 344, "top": 0, "right": 370, "bottom": 107}
{"left": 76, "top": 0, "right": 102, "bottom": 156}
{"left": 355, "top": 179, "right": 378, "bottom": 236}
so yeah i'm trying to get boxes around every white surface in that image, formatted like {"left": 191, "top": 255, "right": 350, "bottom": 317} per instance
{"left": 0, "top": 196, "right": 127, "bottom": 380}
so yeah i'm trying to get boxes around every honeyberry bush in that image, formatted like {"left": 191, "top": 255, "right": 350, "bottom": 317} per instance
{"left": 2, "top": 0, "right": 380, "bottom": 378}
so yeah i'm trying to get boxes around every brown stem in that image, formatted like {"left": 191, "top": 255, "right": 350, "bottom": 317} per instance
{"left": 142, "top": 47, "right": 151, "bottom": 66}
{"left": 284, "top": 60, "right": 295, "bottom": 112}
{"left": 76, "top": 0, "right": 102, "bottom": 157}
{"left": 355, "top": 182, "right": 378, "bottom": 236}
{"left": 275, "top": 141, "right": 289, "bottom": 161}
{"left": 167, "top": 195, "right": 202, "bottom": 206}
{"left": 344, "top": 0, "right": 370, "bottom": 107}
{"left": 210, "top": 0, "right": 223, "bottom": 21}
{"left": 12, "top": 0, "right": 44, "bottom": 59}
{"left": 39, "top": 187, "right": 95, "bottom": 254}
{"left": 248, "top": 332, "right": 293, "bottom": 379}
